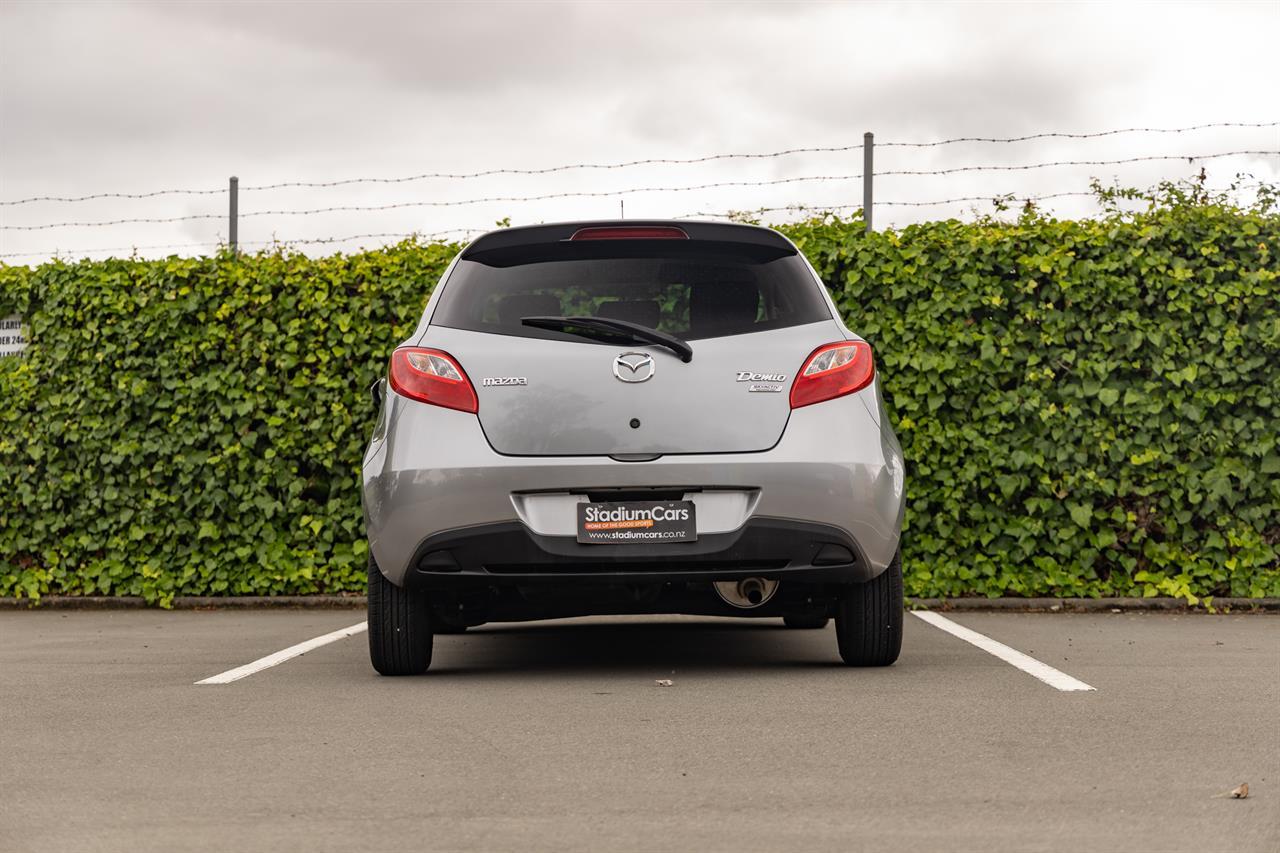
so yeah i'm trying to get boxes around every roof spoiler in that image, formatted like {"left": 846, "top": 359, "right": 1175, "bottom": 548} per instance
{"left": 459, "top": 220, "right": 797, "bottom": 261}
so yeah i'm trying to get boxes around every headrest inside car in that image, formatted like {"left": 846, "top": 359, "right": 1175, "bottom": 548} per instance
{"left": 690, "top": 282, "right": 760, "bottom": 336}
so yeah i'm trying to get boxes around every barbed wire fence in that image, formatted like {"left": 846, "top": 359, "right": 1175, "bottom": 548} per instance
{"left": 0, "top": 121, "right": 1276, "bottom": 261}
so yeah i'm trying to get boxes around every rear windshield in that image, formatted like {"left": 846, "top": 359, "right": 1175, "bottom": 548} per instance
{"left": 429, "top": 240, "right": 832, "bottom": 341}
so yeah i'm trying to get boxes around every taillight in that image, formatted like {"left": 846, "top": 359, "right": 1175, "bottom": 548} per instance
{"left": 790, "top": 341, "right": 875, "bottom": 409}
{"left": 388, "top": 347, "right": 478, "bottom": 414}
{"left": 570, "top": 226, "right": 688, "bottom": 241}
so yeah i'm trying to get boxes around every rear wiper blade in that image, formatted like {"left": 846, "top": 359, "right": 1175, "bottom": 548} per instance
{"left": 521, "top": 316, "right": 694, "bottom": 363}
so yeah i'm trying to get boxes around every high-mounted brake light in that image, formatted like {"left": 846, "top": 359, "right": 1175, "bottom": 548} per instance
{"left": 790, "top": 341, "right": 875, "bottom": 409}
{"left": 570, "top": 226, "right": 689, "bottom": 241}
{"left": 388, "top": 347, "right": 478, "bottom": 414}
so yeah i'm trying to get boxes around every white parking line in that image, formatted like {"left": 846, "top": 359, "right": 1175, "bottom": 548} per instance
{"left": 194, "top": 621, "right": 368, "bottom": 685}
{"left": 911, "top": 611, "right": 1096, "bottom": 692}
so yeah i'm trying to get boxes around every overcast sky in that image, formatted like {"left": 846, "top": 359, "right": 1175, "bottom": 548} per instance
{"left": 1, "top": 0, "right": 1277, "bottom": 263}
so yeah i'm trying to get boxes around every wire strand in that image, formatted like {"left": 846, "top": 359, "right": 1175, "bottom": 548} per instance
{"left": 0, "top": 230, "right": 486, "bottom": 260}
{"left": 874, "top": 150, "right": 1277, "bottom": 177}
{"left": 239, "top": 146, "right": 870, "bottom": 190}
{"left": 6, "top": 150, "right": 1274, "bottom": 232}
{"left": 679, "top": 183, "right": 1266, "bottom": 218}
{"left": 0, "top": 188, "right": 228, "bottom": 206}
{"left": 4, "top": 181, "right": 1267, "bottom": 259}
{"left": 879, "top": 121, "right": 1280, "bottom": 148}
{"left": 0, "top": 240, "right": 222, "bottom": 259}
{"left": 243, "top": 228, "right": 484, "bottom": 246}
{"left": 0, "top": 175, "right": 867, "bottom": 230}
{"left": 3, "top": 121, "right": 1274, "bottom": 205}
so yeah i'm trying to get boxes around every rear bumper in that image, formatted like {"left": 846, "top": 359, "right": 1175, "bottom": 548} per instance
{"left": 401, "top": 517, "right": 874, "bottom": 589}
{"left": 362, "top": 385, "right": 904, "bottom": 587}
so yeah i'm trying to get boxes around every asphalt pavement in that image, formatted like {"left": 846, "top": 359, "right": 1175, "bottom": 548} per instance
{"left": 1, "top": 609, "right": 1276, "bottom": 852}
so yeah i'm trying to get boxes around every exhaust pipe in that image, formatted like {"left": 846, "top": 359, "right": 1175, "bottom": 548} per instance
{"left": 714, "top": 577, "right": 779, "bottom": 609}
{"left": 740, "top": 578, "right": 768, "bottom": 605}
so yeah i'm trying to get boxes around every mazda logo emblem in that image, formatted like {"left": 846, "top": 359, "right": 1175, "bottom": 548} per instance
{"left": 613, "top": 352, "right": 655, "bottom": 383}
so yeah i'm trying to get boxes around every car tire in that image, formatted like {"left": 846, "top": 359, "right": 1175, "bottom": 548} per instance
{"left": 834, "top": 549, "right": 903, "bottom": 666}
{"left": 783, "top": 614, "right": 830, "bottom": 629}
{"left": 367, "top": 554, "right": 433, "bottom": 676}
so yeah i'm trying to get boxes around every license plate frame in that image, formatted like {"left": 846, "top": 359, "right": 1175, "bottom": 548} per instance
{"left": 576, "top": 500, "right": 697, "bottom": 544}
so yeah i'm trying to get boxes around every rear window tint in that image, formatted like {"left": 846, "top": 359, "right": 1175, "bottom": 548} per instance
{"left": 430, "top": 240, "right": 831, "bottom": 341}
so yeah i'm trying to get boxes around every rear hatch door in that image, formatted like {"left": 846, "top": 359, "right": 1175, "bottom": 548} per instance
{"left": 420, "top": 221, "right": 840, "bottom": 456}
{"left": 421, "top": 322, "right": 838, "bottom": 456}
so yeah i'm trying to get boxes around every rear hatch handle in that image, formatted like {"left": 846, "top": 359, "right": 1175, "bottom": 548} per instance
{"left": 521, "top": 315, "right": 694, "bottom": 363}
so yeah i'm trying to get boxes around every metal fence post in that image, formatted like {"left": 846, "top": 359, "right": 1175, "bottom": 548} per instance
{"left": 863, "top": 132, "right": 873, "bottom": 233}
{"left": 229, "top": 176, "right": 239, "bottom": 252}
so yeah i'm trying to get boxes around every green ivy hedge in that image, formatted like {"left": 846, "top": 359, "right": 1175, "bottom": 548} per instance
{"left": 2, "top": 196, "right": 1277, "bottom": 604}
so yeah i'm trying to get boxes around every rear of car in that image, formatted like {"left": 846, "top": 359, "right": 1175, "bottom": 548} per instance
{"left": 362, "top": 221, "right": 905, "bottom": 675}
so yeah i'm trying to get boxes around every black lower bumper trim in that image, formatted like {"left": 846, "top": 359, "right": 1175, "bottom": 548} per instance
{"left": 399, "top": 517, "right": 877, "bottom": 589}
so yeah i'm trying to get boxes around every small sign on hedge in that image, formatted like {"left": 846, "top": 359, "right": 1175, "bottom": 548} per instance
{"left": 0, "top": 314, "right": 26, "bottom": 358}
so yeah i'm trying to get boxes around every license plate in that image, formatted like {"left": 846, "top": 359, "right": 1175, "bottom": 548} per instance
{"left": 576, "top": 500, "right": 697, "bottom": 544}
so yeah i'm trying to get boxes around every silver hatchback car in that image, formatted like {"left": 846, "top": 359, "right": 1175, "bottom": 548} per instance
{"left": 362, "top": 221, "right": 905, "bottom": 674}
